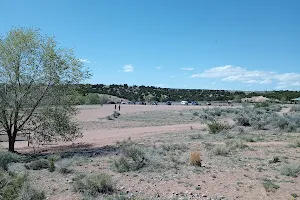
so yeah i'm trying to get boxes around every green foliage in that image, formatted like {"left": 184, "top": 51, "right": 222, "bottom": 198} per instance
{"left": 0, "top": 151, "right": 21, "bottom": 170}
{"left": 72, "top": 173, "right": 114, "bottom": 197}
{"left": 213, "top": 146, "right": 229, "bottom": 156}
{"left": 225, "top": 139, "right": 248, "bottom": 150}
{"left": 290, "top": 139, "right": 300, "bottom": 148}
{"left": 280, "top": 164, "right": 300, "bottom": 177}
{"left": 17, "top": 182, "right": 45, "bottom": 200}
{"left": 114, "top": 140, "right": 147, "bottom": 172}
{"left": 207, "top": 121, "right": 230, "bottom": 134}
{"left": 254, "top": 102, "right": 270, "bottom": 108}
{"left": 262, "top": 179, "right": 280, "bottom": 192}
{"left": 24, "top": 159, "right": 49, "bottom": 170}
{"left": 0, "top": 172, "right": 27, "bottom": 200}
{"left": 0, "top": 27, "right": 88, "bottom": 152}
{"left": 57, "top": 160, "right": 73, "bottom": 174}
{"left": 0, "top": 171, "right": 44, "bottom": 200}
{"left": 48, "top": 158, "right": 55, "bottom": 172}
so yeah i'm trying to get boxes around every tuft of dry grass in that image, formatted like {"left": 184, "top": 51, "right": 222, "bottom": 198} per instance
{"left": 190, "top": 151, "right": 201, "bottom": 167}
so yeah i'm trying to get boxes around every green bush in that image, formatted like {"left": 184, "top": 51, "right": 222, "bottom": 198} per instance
{"left": 225, "top": 139, "right": 248, "bottom": 150}
{"left": 280, "top": 164, "right": 300, "bottom": 177}
{"left": 254, "top": 102, "right": 269, "bottom": 108}
{"left": 262, "top": 179, "right": 280, "bottom": 192}
{"left": 48, "top": 158, "right": 55, "bottom": 172}
{"left": 0, "top": 151, "right": 21, "bottom": 171}
{"left": 207, "top": 121, "right": 230, "bottom": 134}
{"left": 57, "top": 160, "right": 73, "bottom": 174}
{"left": 213, "top": 146, "right": 229, "bottom": 156}
{"left": 114, "top": 140, "right": 147, "bottom": 172}
{"left": 290, "top": 106, "right": 300, "bottom": 112}
{"left": 17, "top": 182, "right": 45, "bottom": 200}
{"left": 72, "top": 174, "right": 114, "bottom": 197}
{"left": 0, "top": 172, "right": 27, "bottom": 200}
{"left": 0, "top": 171, "right": 45, "bottom": 200}
{"left": 290, "top": 139, "right": 300, "bottom": 148}
{"left": 24, "top": 159, "right": 49, "bottom": 170}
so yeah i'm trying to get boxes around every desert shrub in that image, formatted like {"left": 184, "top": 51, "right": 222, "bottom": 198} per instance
{"left": 112, "top": 111, "right": 121, "bottom": 118}
{"left": 24, "top": 159, "right": 49, "bottom": 170}
{"left": 0, "top": 172, "right": 27, "bottom": 200}
{"left": 72, "top": 173, "right": 114, "bottom": 197}
{"left": 262, "top": 179, "right": 280, "bottom": 192}
{"left": 48, "top": 158, "right": 55, "bottom": 172}
{"left": 17, "top": 182, "right": 45, "bottom": 200}
{"left": 269, "top": 104, "right": 282, "bottom": 112}
{"left": 57, "top": 159, "right": 73, "bottom": 174}
{"left": 0, "top": 172, "right": 43, "bottom": 200}
{"left": 192, "top": 111, "right": 199, "bottom": 116}
{"left": 161, "top": 143, "right": 188, "bottom": 152}
{"left": 189, "top": 134, "right": 203, "bottom": 140}
{"left": 290, "top": 139, "right": 300, "bottom": 148}
{"left": 255, "top": 102, "right": 269, "bottom": 108}
{"left": 114, "top": 140, "right": 147, "bottom": 172}
{"left": 290, "top": 106, "right": 300, "bottom": 112}
{"left": 106, "top": 115, "right": 114, "bottom": 120}
{"left": 225, "top": 139, "right": 247, "bottom": 150}
{"left": 213, "top": 146, "right": 229, "bottom": 156}
{"left": 235, "top": 114, "right": 251, "bottom": 126}
{"left": 0, "top": 151, "right": 21, "bottom": 171}
{"left": 207, "top": 121, "right": 230, "bottom": 134}
{"left": 269, "top": 156, "right": 280, "bottom": 164}
{"left": 190, "top": 151, "right": 201, "bottom": 167}
{"left": 280, "top": 164, "right": 300, "bottom": 177}
{"left": 85, "top": 93, "right": 101, "bottom": 105}
{"left": 242, "top": 135, "right": 263, "bottom": 142}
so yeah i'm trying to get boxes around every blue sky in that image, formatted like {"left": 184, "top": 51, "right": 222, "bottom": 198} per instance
{"left": 1, "top": 0, "right": 300, "bottom": 91}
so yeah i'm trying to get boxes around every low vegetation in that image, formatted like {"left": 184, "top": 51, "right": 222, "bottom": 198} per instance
{"left": 72, "top": 173, "right": 114, "bottom": 197}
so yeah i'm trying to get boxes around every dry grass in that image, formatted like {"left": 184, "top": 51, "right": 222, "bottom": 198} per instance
{"left": 189, "top": 151, "right": 201, "bottom": 167}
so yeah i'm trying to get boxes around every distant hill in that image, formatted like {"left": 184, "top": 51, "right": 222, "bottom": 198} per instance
{"left": 76, "top": 84, "right": 300, "bottom": 102}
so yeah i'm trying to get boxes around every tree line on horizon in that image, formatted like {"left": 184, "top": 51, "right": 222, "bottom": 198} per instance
{"left": 76, "top": 84, "right": 300, "bottom": 103}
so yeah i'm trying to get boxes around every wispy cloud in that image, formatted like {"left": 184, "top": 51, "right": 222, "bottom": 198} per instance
{"left": 170, "top": 76, "right": 176, "bottom": 78}
{"left": 190, "top": 65, "right": 300, "bottom": 90}
{"left": 181, "top": 67, "right": 194, "bottom": 71}
{"left": 212, "top": 82, "right": 216, "bottom": 85}
{"left": 79, "top": 58, "right": 90, "bottom": 63}
{"left": 156, "top": 66, "right": 163, "bottom": 70}
{"left": 123, "top": 64, "right": 134, "bottom": 72}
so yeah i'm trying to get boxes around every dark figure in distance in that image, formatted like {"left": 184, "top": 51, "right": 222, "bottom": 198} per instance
{"left": 114, "top": 104, "right": 117, "bottom": 110}
{"left": 119, "top": 104, "right": 121, "bottom": 111}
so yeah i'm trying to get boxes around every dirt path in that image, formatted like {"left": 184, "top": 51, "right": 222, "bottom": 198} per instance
{"left": 10, "top": 123, "right": 205, "bottom": 152}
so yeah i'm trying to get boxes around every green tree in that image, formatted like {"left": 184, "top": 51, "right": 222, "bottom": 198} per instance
{"left": 0, "top": 27, "right": 90, "bottom": 152}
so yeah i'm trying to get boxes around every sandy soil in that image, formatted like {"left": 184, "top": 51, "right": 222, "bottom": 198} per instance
{"left": 8, "top": 104, "right": 224, "bottom": 151}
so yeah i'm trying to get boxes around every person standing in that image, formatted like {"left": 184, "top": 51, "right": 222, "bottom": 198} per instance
{"left": 115, "top": 104, "right": 117, "bottom": 110}
{"left": 118, "top": 104, "right": 121, "bottom": 111}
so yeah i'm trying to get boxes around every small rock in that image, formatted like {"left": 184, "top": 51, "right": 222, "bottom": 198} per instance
{"left": 202, "top": 194, "right": 207, "bottom": 197}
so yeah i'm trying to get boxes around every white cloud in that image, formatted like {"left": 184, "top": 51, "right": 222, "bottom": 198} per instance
{"left": 181, "top": 67, "right": 194, "bottom": 71}
{"left": 190, "top": 65, "right": 300, "bottom": 90}
{"left": 170, "top": 76, "right": 176, "bottom": 78}
{"left": 79, "top": 59, "right": 90, "bottom": 63}
{"left": 156, "top": 66, "right": 163, "bottom": 70}
{"left": 212, "top": 82, "right": 216, "bottom": 85}
{"left": 123, "top": 64, "right": 134, "bottom": 72}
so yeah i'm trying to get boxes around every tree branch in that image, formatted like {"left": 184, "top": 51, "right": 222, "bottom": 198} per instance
{"left": 17, "top": 83, "right": 50, "bottom": 131}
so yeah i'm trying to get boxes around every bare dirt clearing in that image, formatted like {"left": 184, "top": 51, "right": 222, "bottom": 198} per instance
{"left": 1, "top": 104, "right": 300, "bottom": 200}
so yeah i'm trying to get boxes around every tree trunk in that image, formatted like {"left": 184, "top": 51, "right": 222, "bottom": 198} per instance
{"left": 8, "top": 135, "right": 15, "bottom": 152}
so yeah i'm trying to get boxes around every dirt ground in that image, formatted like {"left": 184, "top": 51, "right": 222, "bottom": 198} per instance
{"left": 1, "top": 104, "right": 300, "bottom": 200}
{"left": 7, "top": 104, "right": 230, "bottom": 151}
